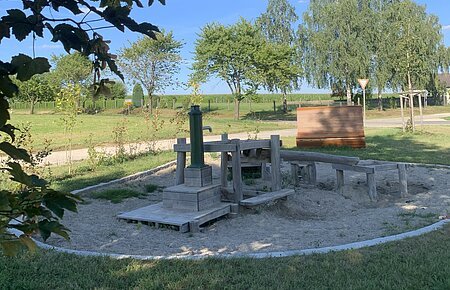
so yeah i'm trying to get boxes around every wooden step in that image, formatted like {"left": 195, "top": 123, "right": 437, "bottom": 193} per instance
{"left": 239, "top": 189, "right": 294, "bottom": 207}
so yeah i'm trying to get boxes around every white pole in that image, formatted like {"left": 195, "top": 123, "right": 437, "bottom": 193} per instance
{"left": 363, "top": 88, "right": 366, "bottom": 127}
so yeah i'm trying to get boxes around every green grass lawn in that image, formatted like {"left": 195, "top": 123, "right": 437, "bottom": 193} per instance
{"left": 1, "top": 223, "right": 449, "bottom": 289}
{"left": 283, "top": 126, "right": 450, "bottom": 165}
{"left": 10, "top": 108, "right": 294, "bottom": 152}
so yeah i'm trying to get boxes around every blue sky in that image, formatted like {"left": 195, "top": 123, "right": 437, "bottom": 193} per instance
{"left": 0, "top": 0, "right": 449, "bottom": 95}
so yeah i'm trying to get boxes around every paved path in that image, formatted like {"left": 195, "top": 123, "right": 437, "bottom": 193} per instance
{"left": 4, "top": 113, "right": 449, "bottom": 166}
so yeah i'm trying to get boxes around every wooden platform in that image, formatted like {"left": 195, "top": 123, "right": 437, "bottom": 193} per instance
{"left": 117, "top": 202, "right": 232, "bottom": 233}
{"left": 239, "top": 189, "right": 294, "bottom": 207}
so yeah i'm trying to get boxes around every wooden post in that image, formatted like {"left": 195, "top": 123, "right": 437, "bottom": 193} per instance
{"left": 418, "top": 94, "right": 423, "bottom": 127}
{"left": 270, "top": 135, "right": 281, "bottom": 191}
{"left": 273, "top": 100, "right": 276, "bottom": 113}
{"left": 308, "top": 162, "right": 317, "bottom": 185}
{"left": 398, "top": 163, "right": 408, "bottom": 197}
{"left": 231, "top": 139, "right": 243, "bottom": 202}
{"left": 336, "top": 169, "right": 344, "bottom": 195}
{"left": 175, "top": 138, "right": 186, "bottom": 185}
{"left": 367, "top": 173, "right": 377, "bottom": 201}
{"left": 220, "top": 133, "right": 229, "bottom": 188}
{"left": 400, "top": 95, "right": 405, "bottom": 132}
{"left": 291, "top": 163, "right": 299, "bottom": 186}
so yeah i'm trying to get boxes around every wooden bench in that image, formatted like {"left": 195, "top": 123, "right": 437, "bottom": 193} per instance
{"left": 332, "top": 161, "right": 408, "bottom": 201}
{"left": 290, "top": 161, "right": 317, "bottom": 185}
{"left": 239, "top": 189, "right": 294, "bottom": 207}
{"left": 296, "top": 106, "right": 366, "bottom": 148}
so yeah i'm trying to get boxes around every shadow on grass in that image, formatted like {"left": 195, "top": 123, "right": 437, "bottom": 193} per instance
{"left": 242, "top": 109, "right": 297, "bottom": 121}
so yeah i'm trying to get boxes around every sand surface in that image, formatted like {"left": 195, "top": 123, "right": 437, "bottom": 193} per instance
{"left": 43, "top": 155, "right": 450, "bottom": 257}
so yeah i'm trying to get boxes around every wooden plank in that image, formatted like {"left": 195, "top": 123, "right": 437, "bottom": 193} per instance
{"left": 231, "top": 139, "right": 243, "bottom": 202}
{"left": 240, "top": 140, "right": 271, "bottom": 150}
{"left": 332, "top": 163, "right": 375, "bottom": 174}
{"left": 175, "top": 138, "right": 186, "bottom": 185}
{"left": 240, "top": 189, "right": 294, "bottom": 206}
{"left": 281, "top": 150, "right": 359, "bottom": 165}
{"left": 271, "top": 135, "right": 282, "bottom": 191}
{"left": 117, "top": 203, "right": 231, "bottom": 233}
{"left": 373, "top": 163, "right": 400, "bottom": 172}
{"left": 174, "top": 143, "right": 237, "bottom": 153}
{"left": 308, "top": 162, "right": 317, "bottom": 184}
{"left": 220, "top": 134, "right": 228, "bottom": 188}
{"left": 296, "top": 137, "right": 366, "bottom": 148}
{"left": 398, "top": 163, "right": 408, "bottom": 197}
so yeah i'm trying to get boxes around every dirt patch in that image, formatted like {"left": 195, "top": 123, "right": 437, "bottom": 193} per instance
{"left": 42, "top": 155, "right": 450, "bottom": 257}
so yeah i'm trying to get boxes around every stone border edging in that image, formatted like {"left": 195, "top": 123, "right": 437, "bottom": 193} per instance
{"left": 11, "top": 219, "right": 449, "bottom": 260}
{"left": 71, "top": 160, "right": 177, "bottom": 195}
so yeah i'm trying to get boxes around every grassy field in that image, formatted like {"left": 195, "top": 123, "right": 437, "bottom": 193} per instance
{"left": 283, "top": 126, "right": 450, "bottom": 165}
{"left": 10, "top": 107, "right": 294, "bottom": 152}
{"left": 1, "top": 224, "right": 449, "bottom": 289}
{"left": 9, "top": 105, "right": 450, "bottom": 153}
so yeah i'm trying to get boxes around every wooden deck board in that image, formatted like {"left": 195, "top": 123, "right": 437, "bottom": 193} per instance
{"left": 240, "top": 189, "right": 294, "bottom": 206}
{"left": 117, "top": 202, "right": 231, "bottom": 232}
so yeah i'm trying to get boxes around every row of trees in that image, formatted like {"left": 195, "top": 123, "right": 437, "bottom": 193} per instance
{"left": 190, "top": 0, "right": 450, "bottom": 119}
{"left": 14, "top": 53, "right": 127, "bottom": 114}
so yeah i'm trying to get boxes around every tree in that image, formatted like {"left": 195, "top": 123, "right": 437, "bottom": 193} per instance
{"left": 0, "top": 0, "right": 164, "bottom": 255}
{"left": 14, "top": 73, "right": 58, "bottom": 114}
{"left": 387, "top": 0, "right": 443, "bottom": 131}
{"left": 119, "top": 31, "right": 183, "bottom": 114}
{"left": 256, "top": 0, "right": 298, "bottom": 45}
{"left": 368, "top": 0, "right": 398, "bottom": 111}
{"left": 192, "top": 19, "right": 265, "bottom": 119}
{"left": 51, "top": 52, "right": 92, "bottom": 88}
{"left": 256, "top": 0, "right": 301, "bottom": 112}
{"left": 132, "top": 83, "right": 144, "bottom": 107}
{"left": 254, "top": 42, "right": 301, "bottom": 108}
{"left": 300, "top": 0, "right": 372, "bottom": 105}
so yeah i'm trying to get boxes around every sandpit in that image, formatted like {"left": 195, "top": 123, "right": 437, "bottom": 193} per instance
{"left": 42, "top": 155, "right": 450, "bottom": 257}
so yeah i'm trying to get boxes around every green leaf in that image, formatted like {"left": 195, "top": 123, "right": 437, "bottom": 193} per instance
{"left": 0, "top": 124, "right": 17, "bottom": 142}
{"left": 0, "top": 96, "right": 11, "bottom": 127}
{"left": 0, "top": 142, "right": 31, "bottom": 163}
{"left": 4, "top": 162, "right": 32, "bottom": 186}
{"left": 19, "top": 235, "right": 37, "bottom": 253}
{"left": 1, "top": 9, "right": 33, "bottom": 41}
{"left": 11, "top": 54, "right": 51, "bottom": 81}
{"left": 0, "top": 240, "right": 24, "bottom": 256}
{"left": 0, "top": 76, "right": 19, "bottom": 98}
{"left": 38, "top": 220, "right": 70, "bottom": 241}
{"left": 0, "top": 190, "right": 11, "bottom": 211}
{"left": 0, "top": 22, "right": 11, "bottom": 42}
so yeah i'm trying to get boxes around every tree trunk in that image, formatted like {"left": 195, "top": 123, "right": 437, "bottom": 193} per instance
{"left": 234, "top": 98, "right": 240, "bottom": 120}
{"left": 407, "top": 70, "right": 415, "bottom": 132}
{"left": 149, "top": 95, "right": 153, "bottom": 115}
{"left": 400, "top": 94, "right": 405, "bottom": 132}
{"left": 346, "top": 83, "right": 352, "bottom": 106}
{"left": 30, "top": 99, "right": 36, "bottom": 114}
{"left": 377, "top": 89, "right": 383, "bottom": 111}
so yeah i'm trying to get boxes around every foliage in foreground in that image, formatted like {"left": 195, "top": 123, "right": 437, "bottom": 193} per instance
{"left": 0, "top": 224, "right": 449, "bottom": 289}
{"left": 0, "top": 0, "right": 165, "bottom": 255}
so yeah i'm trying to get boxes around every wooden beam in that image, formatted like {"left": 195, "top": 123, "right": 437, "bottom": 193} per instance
{"left": 271, "top": 135, "right": 282, "bottom": 191}
{"left": 220, "top": 134, "right": 228, "bottom": 188}
{"left": 281, "top": 150, "right": 359, "bottom": 165}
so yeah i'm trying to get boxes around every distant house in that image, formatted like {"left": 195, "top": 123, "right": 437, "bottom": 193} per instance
{"left": 437, "top": 73, "right": 450, "bottom": 105}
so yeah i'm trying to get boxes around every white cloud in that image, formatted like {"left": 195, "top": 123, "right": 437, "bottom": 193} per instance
{"left": 39, "top": 44, "right": 63, "bottom": 49}
{"left": 298, "top": 0, "right": 308, "bottom": 3}
{"left": 443, "top": 25, "right": 450, "bottom": 31}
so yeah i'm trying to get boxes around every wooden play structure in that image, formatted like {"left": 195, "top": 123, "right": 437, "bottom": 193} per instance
{"left": 119, "top": 105, "right": 294, "bottom": 232}
{"left": 119, "top": 105, "right": 408, "bottom": 233}
{"left": 296, "top": 106, "right": 366, "bottom": 148}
